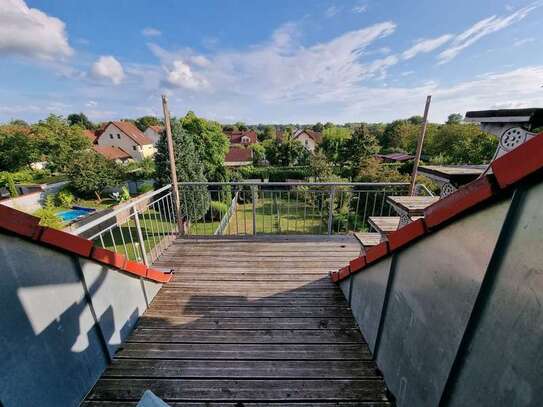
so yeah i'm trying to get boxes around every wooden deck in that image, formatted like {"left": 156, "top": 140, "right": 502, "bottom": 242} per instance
{"left": 83, "top": 235, "right": 392, "bottom": 406}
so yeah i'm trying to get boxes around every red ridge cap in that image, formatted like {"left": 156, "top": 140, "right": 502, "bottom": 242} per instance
{"left": 40, "top": 227, "right": 93, "bottom": 257}
{"left": 330, "top": 270, "right": 340, "bottom": 283}
{"left": 349, "top": 255, "right": 367, "bottom": 273}
{"left": 0, "top": 205, "right": 42, "bottom": 239}
{"left": 338, "top": 266, "right": 351, "bottom": 280}
{"left": 365, "top": 241, "right": 389, "bottom": 264}
{"left": 424, "top": 176, "right": 495, "bottom": 229}
{"left": 146, "top": 267, "right": 173, "bottom": 283}
{"left": 491, "top": 132, "right": 543, "bottom": 189}
{"left": 123, "top": 259, "right": 148, "bottom": 278}
{"left": 388, "top": 218, "right": 427, "bottom": 251}
{"left": 91, "top": 246, "right": 127, "bottom": 270}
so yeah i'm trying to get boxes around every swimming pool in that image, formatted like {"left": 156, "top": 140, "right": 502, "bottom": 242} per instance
{"left": 57, "top": 207, "right": 95, "bottom": 222}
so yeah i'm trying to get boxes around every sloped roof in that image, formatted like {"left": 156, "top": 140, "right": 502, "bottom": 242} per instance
{"left": 332, "top": 131, "right": 543, "bottom": 283}
{"left": 93, "top": 145, "right": 131, "bottom": 160}
{"left": 225, "top": 130, "right": 258, "bottom": 144}
{"left": 148, "top": 125, "right": 164, "bottom": 133}
{"left": 83, "top": 129, "right": 99, "bottom": 144}
{"left": 106, "top": 121, "right": 154, "bottom": 146}
{"left": 278, "top": 128, "right": 322, "bottom": 143}
{"left": 376, "top": 152, "right": 414, "bottom": 161}
{"left": 225, "top": 146, "right": 252, "bottom": 163}
{"left": 0, "top": 205, "right": 172, "bottom": 283}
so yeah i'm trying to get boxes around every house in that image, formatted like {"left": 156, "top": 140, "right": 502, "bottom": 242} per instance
{"left": 375, "top": 152, "right": 414, "bottom": 163}
{"left": 277, "top": 128, "right": 322, "bottom": 152}
{"left": 92, "top": 145, "right": 132, "bottom": 163}
{"left": 143, "top": 125, "right": 164, "bottom": 146}
{"left": 96, "top": 121, "right": 156, "bottom": 161}
{"left": 82, "top": 129, "right": 99, "bottom": 144}
{"left": 224, "top": 130, "right": 258, "bottom": 146}
{"left": 224, "top": 146, "right": 253, "bottom": 167}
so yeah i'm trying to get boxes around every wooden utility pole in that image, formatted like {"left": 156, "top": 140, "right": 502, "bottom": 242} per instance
{"left": 409, "top": 95, "right": 432, "bottom": 196}
{"left": 161, "top": 95, "right": 184, "bottom": 234}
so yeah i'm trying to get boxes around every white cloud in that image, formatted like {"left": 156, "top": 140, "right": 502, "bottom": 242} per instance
{"left": 513, "top": 37, "right": 535, "bottom": 47}
{"left": 353, "top": 3, "right": 368, "bottom": 13}
{"left": 438, "top": 4, "right": 540, "bottom": 64}
{"left": 85, "top": 100, "right": 97, "bottom": 108}
{"left": 164, "top": 60, "right": 209, "bottom": 89}
{"left": 142, "top": 27, "right": 161, "bottom": 37}
{"left": 0, "top": 0, "right": 72, "bottom": 60}
{"left": 325, "top": 5, "right": 340, "bottom": 18}
{"left": 402, "top": 35, "right": 452, "bottom": 60}
{"left": 90, "top": 56, "right": 125, "bottom": 85}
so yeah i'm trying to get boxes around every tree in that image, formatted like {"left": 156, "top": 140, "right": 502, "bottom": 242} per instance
{"left": 309, "top": 151, "right": 333, "bottom": 180}
{"left": 446, "top": 113, "right": 463, "bottom": 124}
{"left": 67, "top": 113, "right": 94, "bottom": 129}
{"left": 312, "top": 122, "right": 324, "bottom": 132}
{"left": 345, "top": 125, "right": 379, "bottom": 178}
{"left": 66, "top": 151, "right": 122, "bottom": 200}
{"left": 234, "top": 122, "right": 248, "bottom": 131}
{"left": 32, "top": 115, "right": 91, "bottom": 172}
{"left": 0, "top": 125, "right": 39, "bottom": 171}
{"left": 250, "top": 143, "right": 266, "bottom": 164}
{"left": 7, "top": 173, "right": 18, "bottom": 197}
{"left": 155, "top": 119, "right": 210, "bottom": 221}
{"left": 135, "top": 116, "right": 161, "bottom": 132}
{"left": 264, "top": 129, "right": 309, "bottom": 166}
{"left": 181, "top": 111, "right": 229, "bottom": 181}
{"left": 258, "top": 125, "right": 275, "bottom": 142}
{"left": 320, "top": 126, "right": 351, "bottom": 165}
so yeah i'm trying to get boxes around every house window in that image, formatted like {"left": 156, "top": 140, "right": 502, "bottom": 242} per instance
{"left": 133, "top": 146, "right": 137, "bottom": 151}
{"left": 305, "top": 140, "right": 309, "bottom": 146}
{"left": 110, "top": 134, "right": 114, "bottom": 139}
{"left": 117, "top": 134, "right": 121, "bottom": 139}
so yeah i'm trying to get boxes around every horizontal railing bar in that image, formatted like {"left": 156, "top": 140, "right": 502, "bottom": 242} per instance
{"left": 178, "top": 182, "right": 409, "bottom": 187}
{"left": 72, "top": 184, "right": 172, "bottom": 235}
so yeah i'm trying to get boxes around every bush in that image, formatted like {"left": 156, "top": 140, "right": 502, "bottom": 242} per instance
{"left": 35, "top": 207, "right": 64, "bottom": 229}
{"left": 138, "top": 183, "right": 154, "bottom": 194}
{"left": 209, "top": 200, "right": 228, "bottom": 220}
{"left": 55, "top": 188, "right": 74, "bottom": 207}
{"left": 7, "top": 173, "right": 18, "bottom": 197}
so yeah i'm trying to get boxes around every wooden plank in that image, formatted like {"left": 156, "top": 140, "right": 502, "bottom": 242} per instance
{"left": 143, "top": 306, "right": 351, "bottom": 318}
{"left": 86, "top": 379, "right": 388, "bottom": 402}
{"left": 103, "top": 359, "right": 376, "bottom": 378}
{"left": 149, "top": 296, "right": 347, "bottom": 306}
{"left": 386, "top": 195, "right": 439, "bottom": 215}
{"left": 354, "top": 232, "right": 381, "bottom": 248}
{"left": 127, "top": 328, "right": 362, "bottom": 344}
{"left": 137, "top": 316, "right": 358, "bottom": 330}
{"left": 368, "top": 216, "right": 400, "bottom": 234}
{"left": 115, "top": 343, "right": 372, "bottom": 360}
{"left": 82, "top": 402, "right": 391, "bottom": 406}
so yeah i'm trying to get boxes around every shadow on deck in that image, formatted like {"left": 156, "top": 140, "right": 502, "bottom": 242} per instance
{"left": 83, "top": 235, "right": 392, "bottom": 406}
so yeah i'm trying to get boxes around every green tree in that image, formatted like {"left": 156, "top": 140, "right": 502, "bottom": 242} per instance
{"left": 7, "top": 173, "right": 18, "bottom": 197}
{"left": 234, "top": 121, "right": 248, "bottom": 131}
{"left": 67, "top": 113, "right": 94, "bottom": 129}
{"left": 250, "top": 143, "right": 266, "bottom": 164}
{"left": 345, "top": 125, "right": 380, "bottom": 178}
{"left": 66, "top": 151, "right": 122, "bottom": 200}
{"left": 134, "top": 116, "right": 161, "bottom": 132}
{"left": 264, "top": 129, "right": 309, "bottom": 166}
{"left": 0, "top": 126, "right": 39, "bottom": 171}
{"left": 259, "top": 125, "right": 276, "bottom": 142}
{"left": 155, "top": 119, "right": 210, "bottom": 221}
{"left": 446, "top": 113, "right": 463, "bottom": 124}
{"left": 312, "top": 122, "right": 324, "bottom": 132}
{"left": 309, "top": 151, "right": 333, "bottom": 180}
{"left": 181, "top": 112, "right": 229, "bottom": 181}
{"left": 32, "top": 115, "right": 91, "bottom": 172}
{"left": 320, "top": 126, "right": 352, "bottom": 165}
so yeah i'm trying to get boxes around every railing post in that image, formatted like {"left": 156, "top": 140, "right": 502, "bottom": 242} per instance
{"left": 132, "top": 206, "right": 149, "bottom": 266}
{"left": 327, "top": 186, "right": 336, "bottom": 235}
{"left": 251, "top": 185, "right": 257, "bottom": 235}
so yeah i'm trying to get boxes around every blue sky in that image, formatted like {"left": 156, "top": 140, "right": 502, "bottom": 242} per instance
{"left": 1, "top": 0, "right": 542, "bottom": 123}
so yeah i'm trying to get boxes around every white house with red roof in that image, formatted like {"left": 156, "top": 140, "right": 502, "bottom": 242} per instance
{"left": 96, "top": 121, "right": 156, "bottom": 161}
{"left": 277, "top": 128, "right": 322, "bottom": 152}
{"left": 224, "top": 130, "right": 258, "bottom": 146}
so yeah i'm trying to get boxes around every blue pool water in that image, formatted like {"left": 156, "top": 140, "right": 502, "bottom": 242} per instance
{"left": 57, "top": 207, "right": 95, "bottom": 222}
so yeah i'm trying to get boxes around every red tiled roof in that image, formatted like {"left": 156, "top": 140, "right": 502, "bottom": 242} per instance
{"left": 93, "top": 145, "right": 131, "bottom": 160}
{"left": 0, "top": 205, "right": 172, "bottom": 283}
{"left": 225, "top": 146, "right": 252, "bottom": 163}
{"left": 83, "top": 129, "right": 98, "bottom": 144}
{"left": 106, "top": 121, "right": 154, "bottom": 146}
{"left": 148, "top": 125, "right": 164, "bottom": 133}
{"left": 277, "top": 129, "right": 322, "bottom": 143}
{"left": 225, "top": 130, "right": 258, "bottom": 144}
{"left": 332, "top": 131, "right": 543, "bottom": 283}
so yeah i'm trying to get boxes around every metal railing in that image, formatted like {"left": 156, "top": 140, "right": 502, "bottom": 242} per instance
{"left": 72, "top": 185, "right": 178, "bottom": 265}
{"left": 178, "top": 181, "right": 410, "bottom": 236}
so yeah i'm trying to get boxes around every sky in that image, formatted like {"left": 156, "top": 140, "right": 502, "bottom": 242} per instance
{"left": 1, "top": 0, "right": 542, "bottom": 124}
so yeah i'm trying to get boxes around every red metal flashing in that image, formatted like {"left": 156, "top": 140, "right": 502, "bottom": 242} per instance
{"left": 40, "top": 227, "right": 93, "bottom": 257}
{"left": 338, "top": 266, "right": 351, "bottom": 280}
{"left": 388, "top": 219, "right": 427, "bottom": 251}
{"left": 0, "top": 205, "right": 42, "bottom": 239}
{"left": 424, "top": 176, "right": 495, "bottom": 229}
{"left": 349, "top": 255, "right": 367, "bottom": 273}
{"left": 491, "top": 132, "right": 543, "bottom": 189}
{"left": 91, "top": 247, "right": 127, "bottom": 270}
{"left": 365, "top": 241, "right": 389, "bottom": 265}
{"left": 146, "top": 268, "right": 173, "bottom": 283}
{"left": 123, "top": 259, "right": 148, "bottom": 278}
